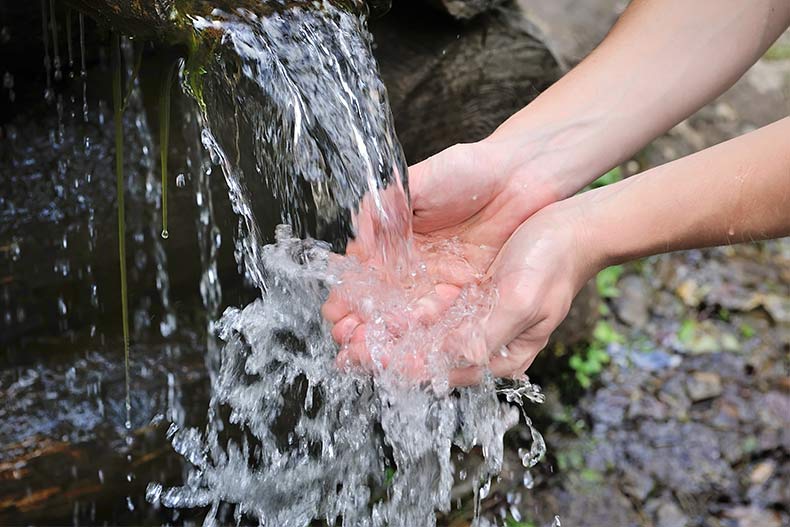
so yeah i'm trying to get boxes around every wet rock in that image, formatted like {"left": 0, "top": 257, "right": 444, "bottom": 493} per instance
{"left": 759, "top": 475, "right": 790, "bottom": 506}
{"left": 709, "top": 398, "right": 742, "bottom": 430}
{"left": 627, "top": 393, "right": 668, "bottom": 421}
{"left": 723, "top": 506, "right": 782, "bottom": 527}
{"left": 551, "top": 479, "right": 642, "bottom": 527}
{"left": 621, "top": 466, "right": 654, "bottom": 502}
{"left": 675, "top": 279, "right": 707, "bottom": 307}
{"left": 630, "top": 350, "right": 682, "bottom": 372}
{"left": 633, "top": 422, "right": 735, "bottom": 495}
{"left": 585, "top": 389, "right": 630, "bottom": 427}
{"left": 614, "top": 275, "right": 651, "bottom": 328}
{"left": 658, "top": 376, "right": 691, "bottom": 419}
{"left": 686, "top": 372, "right": 723, "bottom": 402}
{"left": 756, "top": 391, "right": 790, "bottom": 428}
{"left": 656, "top": 501, "right": 689, "bottom": 527}
{"left": 748, "top": 460, "right": 775, "bottom": 486}
{"left": 650, "top": 290, "right": 686, "bottom": 319}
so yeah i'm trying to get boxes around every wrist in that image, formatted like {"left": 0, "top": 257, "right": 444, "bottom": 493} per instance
{"left": 539, "top": 194, "right": 610, "bottom": 292}
{"left": 480, "top": 110, "right": 619, "bottom": 203}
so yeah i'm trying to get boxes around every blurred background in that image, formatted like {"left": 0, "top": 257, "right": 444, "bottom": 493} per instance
{"left": 1, "top": 0, "right": 788, "bottom": 525}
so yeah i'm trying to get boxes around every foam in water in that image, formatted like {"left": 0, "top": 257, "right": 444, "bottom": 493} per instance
{"left": 148, "top": 2, "right": 547, "bottom": 525}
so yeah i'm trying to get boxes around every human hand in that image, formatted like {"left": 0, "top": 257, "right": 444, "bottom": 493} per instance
{"left": 324, "top": 194, "right": 598, "bottom": 386}
{"left": 323, "top": 140, "right": 571, "bottom": 385}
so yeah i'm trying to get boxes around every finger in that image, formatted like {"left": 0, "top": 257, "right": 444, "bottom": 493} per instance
{"left": 410, "top": 283, "right": 461, "bottom": 324}
{"left": 448, "top": 365, "right": 484, "bottom": 387}
{"left": 330, "top": 314, "right": 362, "bottom": 344}
{"left": 335, "top": 326, "right": 375, "bottom": 372}
{"left": 421, "top": 251, "right": 479, "bottom": 288}
{"left": 321, "top": 288, "right": 352, "bottom": 323}
{"left": 487, "top": 345, "right": 539, "bottom": 379}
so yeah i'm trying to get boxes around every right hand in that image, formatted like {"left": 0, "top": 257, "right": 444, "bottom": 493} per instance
{"left": 323, "top": 139, "right": 567, "bottom": 380}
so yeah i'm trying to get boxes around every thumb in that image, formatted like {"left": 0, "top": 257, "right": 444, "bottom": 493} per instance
{"left": 409, "top": 143, "right": 489, "bottom": 233}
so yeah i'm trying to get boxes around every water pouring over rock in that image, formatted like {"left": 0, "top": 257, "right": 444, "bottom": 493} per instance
{"left": 146, "top": 2, "right": 546, "bottom": 525}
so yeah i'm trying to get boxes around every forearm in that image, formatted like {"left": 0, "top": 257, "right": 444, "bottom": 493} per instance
{"left": 486, "top": 0, "right": 790, "bottom": 199}
{"left": 571, "top": 117, "right": 790, "bottom": 272}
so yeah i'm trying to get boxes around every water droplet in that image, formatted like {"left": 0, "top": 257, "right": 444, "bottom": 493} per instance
{"left": 522, "top": 470, "right": 534, "bottom": 489}
{"left": 161, "top": 229, "right": 169, "bottom": 239}
{"left": 176, "top": 173, "right": 186, "bottom": 187}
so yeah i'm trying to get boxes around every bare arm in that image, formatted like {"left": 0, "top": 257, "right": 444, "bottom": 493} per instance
{"left": 572, "top": 116, "right": 790, "bottom": 269}
{"left": 447, "top": 117, "right": 790, "bottom": 385}
{"left": 486, "top": 0, "right": 790, "bottom": 199}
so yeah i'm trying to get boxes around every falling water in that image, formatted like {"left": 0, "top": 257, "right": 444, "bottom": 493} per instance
{"left": 40, "top": 0, "right": 53, "bottom": 102}
{"left": 78, "top": 12, "right": 88, "bottom": 122}
{"left": 147, "top": 2, "right": 546, "bottom": 526}
{"left": 49, "top": 0, "right": 62, "bottom": 82}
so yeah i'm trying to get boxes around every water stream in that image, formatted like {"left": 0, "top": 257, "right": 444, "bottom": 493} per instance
{"left": 1, "top": 1, "right": 548, "bottom": 524}
{"left": 146, "top": 2, "right": 547, "bottom": 526}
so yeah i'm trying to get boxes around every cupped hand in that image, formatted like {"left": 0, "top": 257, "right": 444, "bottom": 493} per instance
{"left": 323, "top": 140, "right": 573, "bottom": 385}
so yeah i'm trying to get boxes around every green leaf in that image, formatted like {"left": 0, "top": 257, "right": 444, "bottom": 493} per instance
{"left": 580, "top": 468, "right": 604, "bottom": 483}
{"left": 505, "top": 518, "right": 536, "bottom": 527}
{"left": 677, "top": 318, "right": 697, "bottom": 344}
{"left": 739, "top": 323, "right": 756, "bottom": 339}
{"left": 593, "top": 320, "right": 624, "bottom": 345}
{"left": 384, "top": 467, "right": 396, "bottom": 486}
{"left": 596, "top": 265, "right": 624, "bottom": 298}
{"left": 569, "top": 355, "right": 584, "bottom": 370}
{"left": 590, "top": 167, "right": 623, "bottom": 189}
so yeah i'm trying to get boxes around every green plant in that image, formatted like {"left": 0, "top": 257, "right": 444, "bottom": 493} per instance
{"left": 569, "top": 321, "right": 622, "bottom": 388}
{"left": 739, "top": 323, "right": 756, "bottom": 339}
{"left": 505, "top": 517, "right": 536, "bottom": 527}
{"left": 112, "top": 33, "right": 132, "bottom": 428}
{"left": 677, "top": 318, "right": 696, "bottom": 344}
{"left": 595, "top": 265, "right": 624, "bottom": 298}
{"left": 384, "top": 467, "right": 396, "bottom": 486}
{"left": 589, "top": 166, "right": 623, "bottom": 189}
{"left": 764, "top": 42, "right": 790, "bottom": 61}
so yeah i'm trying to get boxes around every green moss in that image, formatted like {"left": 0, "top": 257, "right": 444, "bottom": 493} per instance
{"left": 181, "top": 29, "right": 218, "bottom": 114}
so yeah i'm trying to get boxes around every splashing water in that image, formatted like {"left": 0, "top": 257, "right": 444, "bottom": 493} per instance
{"left": 149, "top": 2, "right": 546, "bottom": 525}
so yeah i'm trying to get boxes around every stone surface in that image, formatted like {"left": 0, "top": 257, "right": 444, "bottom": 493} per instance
{"left": 723, "top": 506, "right": 783, "bottom": 527}
{"left": 686, "top": 372, "right": 723, "bottom": 402}
{"left": 614, "top": 275, "right": 651, "bottom": 328}
{"left": 656, "top": 501, "right": 689, "bottom": 527}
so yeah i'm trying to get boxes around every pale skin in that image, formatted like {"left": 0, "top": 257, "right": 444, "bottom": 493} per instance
{"left": 324, "top": 0, "right": 790, "bottom": 385}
